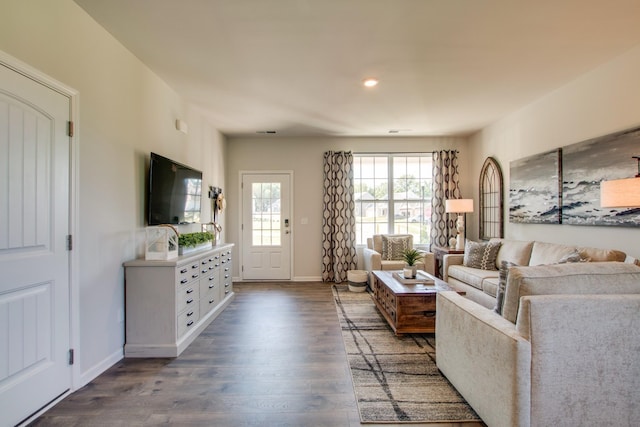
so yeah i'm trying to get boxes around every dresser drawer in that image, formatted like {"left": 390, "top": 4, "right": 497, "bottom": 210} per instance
{"left": 199, "top": 272, "right": 218, "bottom": 295}
{"left": 177, "top": 284, "right": 199, "bottom": 313}
{"left": 199, "top": 292, "right": 218, "bottom": 315}
{"left": 176, "top": 261, "right": 201, "bottom": 286}
{"left": 177, "top": 306, "right": 200, "bottom": 338}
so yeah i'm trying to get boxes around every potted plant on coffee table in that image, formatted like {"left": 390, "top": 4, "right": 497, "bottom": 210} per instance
{"left": 402, "top": 248, "right": 422, "bottom": 279}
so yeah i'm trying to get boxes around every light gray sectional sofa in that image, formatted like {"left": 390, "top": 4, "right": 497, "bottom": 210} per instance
{"left": 436, "top": 241, "right": 640, "bottom": 427}
{"left": 442, "top": 238, "right": 628, "bottom": 309}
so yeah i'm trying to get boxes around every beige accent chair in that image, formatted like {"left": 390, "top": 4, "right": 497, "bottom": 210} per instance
{"left": 362, "top": 234, "right": 435, "bottom": 280}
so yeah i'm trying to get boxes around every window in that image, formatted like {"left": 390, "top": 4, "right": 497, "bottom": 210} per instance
{"left": 353, "top": 154, "right": 432, "bottom": 246}
{"left": 479, "top": 157, "right": 503, "bottom": 240}
{"left": 251, "top": 182, "right": 281, "bottom": 246}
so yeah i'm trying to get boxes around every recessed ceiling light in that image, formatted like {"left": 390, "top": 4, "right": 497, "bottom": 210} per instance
{"left": 363, "top": 78, "right": 379, "bottom": 88}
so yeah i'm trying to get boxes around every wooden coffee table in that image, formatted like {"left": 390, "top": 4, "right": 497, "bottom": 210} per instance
{"left": 371, "top": 270, "right": 461, "bottom": 335}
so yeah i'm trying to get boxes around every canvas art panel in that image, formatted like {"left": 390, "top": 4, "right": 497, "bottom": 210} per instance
{"left": 509, "top": 149, "right": 562, "bottom": 224}
{"left": 562, "top": 126, "right": 640, "bottom": 226}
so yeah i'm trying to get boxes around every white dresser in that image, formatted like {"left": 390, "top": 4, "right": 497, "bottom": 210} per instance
{"left": 123, "top": 243, "right": 234, "bottom": 357}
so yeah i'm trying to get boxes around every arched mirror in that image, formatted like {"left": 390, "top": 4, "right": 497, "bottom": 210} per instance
{"left": 479, "top": 157, "right": 504, "bottom": 240}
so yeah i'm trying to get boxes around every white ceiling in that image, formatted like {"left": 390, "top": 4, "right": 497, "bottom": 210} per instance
{"left": 75, "top": 0, "right": 640, "bottom": 138}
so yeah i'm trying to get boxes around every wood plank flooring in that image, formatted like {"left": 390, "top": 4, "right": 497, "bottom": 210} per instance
{"left": 30, "top": 282, "right": 485, "bottom": 427}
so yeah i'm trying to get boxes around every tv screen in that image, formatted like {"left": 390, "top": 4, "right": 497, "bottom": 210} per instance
{"left": 147, "top": 152, "right": 203, "bottom": 225}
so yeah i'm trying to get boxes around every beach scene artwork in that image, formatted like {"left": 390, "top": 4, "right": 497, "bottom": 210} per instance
{"left": 562, "top": 126, "right": 640, "bottom": 227}
{"left": 509, "top": 149, "right": 561, "bottom": 224}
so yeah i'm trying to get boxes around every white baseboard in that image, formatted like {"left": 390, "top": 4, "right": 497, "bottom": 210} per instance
{"left": 76, "top": 347, "right": 123, "bottom": 389}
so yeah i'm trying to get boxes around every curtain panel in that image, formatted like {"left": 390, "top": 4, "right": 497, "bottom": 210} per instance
{"left": 431, "top": 150, "right": 461, "bottom": 249}
{"left": 322, "top": 151, "right": 357, "bottom": 283}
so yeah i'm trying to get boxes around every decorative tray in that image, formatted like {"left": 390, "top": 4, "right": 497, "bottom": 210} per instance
{"left": 392, "top": 270, "right": 435, "bottom": 285}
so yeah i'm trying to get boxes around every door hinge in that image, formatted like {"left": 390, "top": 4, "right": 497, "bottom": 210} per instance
{"left": 68, "top": 121, "right": 74, "bottom": 137}
{"left": 68, "top": 349, "right": 75, "bottom": 365}
{"left": 66, "top": 235, "right": 73, "bottom": 251}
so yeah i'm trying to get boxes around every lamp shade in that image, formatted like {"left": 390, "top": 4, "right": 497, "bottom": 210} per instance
{"left": 600, "top": 178, "right": 640, "bottom": 208}
{"left": 445, "top": 198, "right": 474, "bottom": 213}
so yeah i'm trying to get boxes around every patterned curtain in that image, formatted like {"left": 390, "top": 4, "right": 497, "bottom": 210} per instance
{"left": 322, "top": 151, "right": 357, "bottom": 283}
{"left": 430, "top": 150, "right": 461, "bottom": 249}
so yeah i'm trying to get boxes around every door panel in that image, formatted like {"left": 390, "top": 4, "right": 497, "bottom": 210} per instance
{"left": 242, "top": 173, "right": 291, "bottom": 280}
{"left": 0, "top": 62, "right": 71, "bottom": 426}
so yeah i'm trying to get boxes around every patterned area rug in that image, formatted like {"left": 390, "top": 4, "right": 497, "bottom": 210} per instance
{"left": 332, "top": 284, "right": 481, "bottom": 424}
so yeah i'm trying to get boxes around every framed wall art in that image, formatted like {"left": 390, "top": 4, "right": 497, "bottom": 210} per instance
{"left": 509, "top": 149, "right": 562, "bottom": 224}
{"left": 562, "top": 126, "right": 640, "bottom": 226}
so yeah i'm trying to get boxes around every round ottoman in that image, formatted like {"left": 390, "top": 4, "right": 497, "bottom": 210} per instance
{"left": 347, "top": 270, "right": 368, "bottom": 292}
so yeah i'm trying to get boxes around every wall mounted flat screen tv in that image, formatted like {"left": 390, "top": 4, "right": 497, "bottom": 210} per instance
{"left": 147, "top": 152, "right": 203, "bottom": 225}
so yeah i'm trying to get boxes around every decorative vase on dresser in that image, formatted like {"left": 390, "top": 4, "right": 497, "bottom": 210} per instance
{"left": 123, "top": 243, "right": 234, "bottom": 357}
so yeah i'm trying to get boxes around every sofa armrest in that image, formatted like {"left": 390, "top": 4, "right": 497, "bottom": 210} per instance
{"left": 362, "top": 247, "right": 382, "bottom": 273}
{"left": 419, "top": 251, "right": 435, "bottom": 276}
{"left": 517, "top": 294, "right": 640, "bottom": 426}
{"left": 442, "top": 253, "right": 464, "bottom": 281}
{"left": 436, "top": 291, "right": 531, "bottom": 427}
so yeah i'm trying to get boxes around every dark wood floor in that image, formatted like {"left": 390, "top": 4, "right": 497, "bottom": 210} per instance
{"left": 31, "top": 282, "right": 484, "bottom": 427}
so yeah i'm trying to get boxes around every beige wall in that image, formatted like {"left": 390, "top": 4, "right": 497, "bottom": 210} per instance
{"left": 0, "top": 0, "right": 226, "bottom": 385}
{"left": 468, "top": 44, "right": 640, "bottom": 258}
{"left": 226, "top": 136, "right": 471, "bottom": 280}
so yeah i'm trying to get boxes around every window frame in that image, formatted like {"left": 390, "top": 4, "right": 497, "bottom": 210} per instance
{"left": 479, "top": 157, "right": 504, "bottom": 240}
{"left": 353, "top": 153, "right": 433, "bottom": 248}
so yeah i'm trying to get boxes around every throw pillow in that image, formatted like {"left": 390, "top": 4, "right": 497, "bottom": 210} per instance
{"left": 494, "top": 260, "right": 516, "bottom": 315}
{"left": 463, "top": 240, "right": 502, "bottom": 270}
{"left": 557, "top": 250, "right": 589, "bottom": 264}
{"left": 381, "top": 235, "right": 411, "bottom": 260}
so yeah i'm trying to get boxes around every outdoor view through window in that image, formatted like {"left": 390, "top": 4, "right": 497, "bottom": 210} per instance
{"left": 353, "top": 154, "right": 432, "bottom": 246}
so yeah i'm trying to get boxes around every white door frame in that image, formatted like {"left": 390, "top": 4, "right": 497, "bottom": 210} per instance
{"left": 0, "top": 51, "right": 81, "bottom": 400}
{"left": 239, "top": 170, "right": 294, "bottom": 281}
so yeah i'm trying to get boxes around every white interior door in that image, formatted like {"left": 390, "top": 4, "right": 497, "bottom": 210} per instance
{"left": 0, "top": 62, "right": 72, "bottom": 425}
{"left": 242, "top": 173, "right": 291, "bottom": 280}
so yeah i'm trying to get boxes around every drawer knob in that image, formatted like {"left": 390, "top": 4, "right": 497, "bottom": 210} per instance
{"left": 209, "top": 283, "right": 215, "bottom": 289}
{"left": 187, "top": 311, "right": 194, "bottom": 317}
{"left": 209, "top": 276, "right": 215, "bottom": 281}
{"left": 192, "top": 274, "right": 199, "bottom": 279}
{"left": 180, "top": 279, "right": 188, "bottom": 284}
{"left": 187, "top": 298, "right": 194, "bottom": 304}
{"left": 225, "top": 290, "right": 229, "bottom": 295}
{"left": 186, "top": 288, "right": 194, "bottom": 294}
{"left": 187, "top": 320, "right": 194, "bottom": 327}
{"left": 209, "top": 299, "right": 215, "bottom": 304}
{"left": 180, "top": 268, "right": 188, "bottom": 274}
{"left": 192, "top": 264, "right": 199, "bottom": 269}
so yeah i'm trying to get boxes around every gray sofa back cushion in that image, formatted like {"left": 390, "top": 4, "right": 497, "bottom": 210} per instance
{"left": 491, "top": 238, "right": 534, "bottom": 269}
{"left": 502, "top": 262, "right": 640, "bottom": 323}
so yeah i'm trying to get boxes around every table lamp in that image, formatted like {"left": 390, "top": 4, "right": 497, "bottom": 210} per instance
{"left": 600, "top": 156, "right": 640, "bottom": 208}
{"left": 445, "top": 198, "right": 474, "bottom": 250}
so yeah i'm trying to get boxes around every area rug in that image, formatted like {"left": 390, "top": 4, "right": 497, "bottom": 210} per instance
{"left": 332, "top": 284, "right": 481, "bottom": 424}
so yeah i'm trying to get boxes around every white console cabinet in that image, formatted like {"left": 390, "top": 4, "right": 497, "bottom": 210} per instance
{"left": 123, "top": 243, "right": 234, "bottom": 357}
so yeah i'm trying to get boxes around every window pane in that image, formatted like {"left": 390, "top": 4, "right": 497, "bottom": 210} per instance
{"left": 251, "top": 182, "right": 281, "bottom": 246}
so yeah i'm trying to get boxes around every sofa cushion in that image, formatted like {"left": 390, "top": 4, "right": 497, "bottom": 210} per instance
{"left": 502, "top": 262, "right": 640, "bottom": 323}
{"left": 482, "top": 277, "right": 499, "bottom": 298}
{"left": 381, "top": 235, "right": 412, "bottom": 260}
{"left": 448, "top": 265, "right": 499, "bottom": 290}
{"left": 463, "top": 240, "right": 501, "bottom": 270}
{"left": 528, "top": 242, "right": 577, "bottom": 266}
{"left": 492, "top": 239, "right": 534, "bottom": 269}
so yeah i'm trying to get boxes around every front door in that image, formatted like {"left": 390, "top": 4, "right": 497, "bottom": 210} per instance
{"left": 0, "top": 61, "right": 72, "bottom": 425}
{"left": 241, "top": 173, "right": 292, "bottom": 280}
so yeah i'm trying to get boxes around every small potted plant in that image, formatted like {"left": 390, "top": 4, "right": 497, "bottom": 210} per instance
{"left": 402, "top": 248, "right": 422, "bottom": 279}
